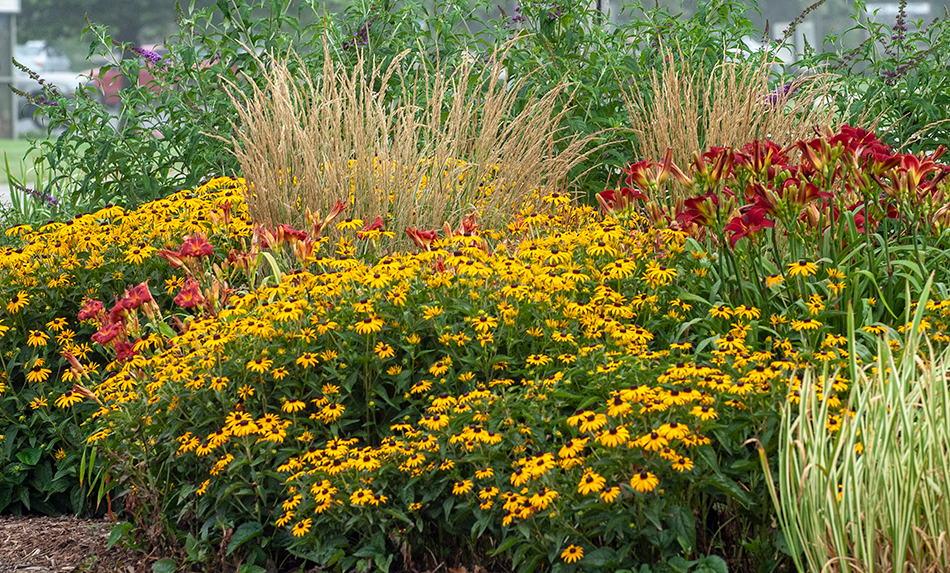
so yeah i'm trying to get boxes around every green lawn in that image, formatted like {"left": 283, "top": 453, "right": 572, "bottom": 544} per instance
{"left": 0, "top": 138, "right": 46, "bottom": 185}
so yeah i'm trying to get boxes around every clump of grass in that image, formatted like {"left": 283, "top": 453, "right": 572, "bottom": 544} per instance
{"left": 225, "top": 43, "right": 598, "bottom": 244}
{"left": 624, "top": 46, "right": 837, "bottom": 182}
{"left": 762, "top": 281, "right": 950, "bottom": 573}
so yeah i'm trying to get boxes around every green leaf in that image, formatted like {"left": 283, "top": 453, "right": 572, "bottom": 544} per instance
{"left": 237, "top": 566, "right": 266, "bottom": 573}
{"left": 108, "top": 522, "right": 133, "bottom": 550}
{"left": 152, "top": 558, "right": 177, "bottom": 573}
{"left": 16, "top": 448, "right": 41, "bottom": 466}
{"left": 694, "top": 555, "right": 728, "bottom": 573}
{"left": 583, "top": 547, "right": 618, "bottom": 567}
{"left": 227, "top": 521, "right": 263, "bottom": 555}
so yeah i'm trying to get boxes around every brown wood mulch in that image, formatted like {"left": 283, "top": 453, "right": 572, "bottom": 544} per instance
{"left": 0, "top": 515, "right": 149, "bottom": 573}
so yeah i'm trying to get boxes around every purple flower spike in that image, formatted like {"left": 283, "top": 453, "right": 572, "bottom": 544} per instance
{"left": 130, "top": 45, "right": 163, "bottom": 65}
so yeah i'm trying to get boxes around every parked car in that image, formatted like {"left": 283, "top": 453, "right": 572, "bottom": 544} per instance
{"left": 82, "top": 44, "right": 169, "bottom": 109}
{"left": 13, "top": 41, "right": 85, "bottom": 128}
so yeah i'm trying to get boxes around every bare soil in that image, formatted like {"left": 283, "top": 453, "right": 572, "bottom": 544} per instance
{"left": 0, "top": 515, "right": 150, "bottom": 573}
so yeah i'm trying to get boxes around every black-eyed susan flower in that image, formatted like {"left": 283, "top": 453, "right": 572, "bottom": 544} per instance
{"left": 765, "top": 274, "right": 784, "bottom": 288}
{"left": 630, "top": 470, "right": 659, "bottom": 493}
{"left": 246, "top": 357, "right": 273, "bottom": 374}
{"left": 291, "top": 518, "right": 312, "bottom": 537}
{"left": 578, "top": 412, "right": 607, "bottom": 433}
{"left": 600, "top": 486, "right": 620, "bottom": 503}
{"left": 690, "top": 405, "right": 718, "bottom": 421}
{"left": 374, "top": 342, "right": 395, "bottom": 359}
{"left": 26, "top": 331, "right": 50, "bottom": 348}
{"left": 709, "top": 304, "right": 732, "bottom": 319}
{"left": 349, "top": 488, "right": 373, "bottom": 506}
{"left": 672, "top": 457, "right": 694, "bottom": 472}
{"left": 452, "top": 480, "right": 474, "bottom": 495}
{"left": 26, "top": 363, "right": 52, "bottom": 384}
{"left": 282, "top": 400, "right": 307, "bottom": 414}
{"left": 597, "top": 426, "right": 630, "bottom": 447}
{"left": 474, "top": 468, "right": 494, "bottom": 480}
{"left": 643, "top": 261, "right": 678, "bottom": 287}
{"left": 788, "top": 259, "right": 818, "bottom": 277}
{"left": 558, "top": 437, "right": 588, "bottom": 459}
{"left": 318, "top": 403, "right": 345, "bottom": 423}
{"left": 791, "top": 318, "right": 823, "bottom": 331}
{"left": 561, "top": 545, "right": 583, "bottom": 563}
{"left": 577, "top": 471, "right": 606, "bottom": 495}
{"left": 634, "top": 431, "right": 669, "bottom": 452}
{"left": 657, "top": 422, "right": 690, "bottom": 440}
{"left": 354, "top": 316, "right": 385, "bottom": 335}
{"left": 525, "top": 354, "right": 551, "bottom": 366}
{"left": 225, "top": 411, "right": 258, "bottom": 437}
{"left": 6, "top": 291, "right": 29, "bottom": 314}
{"left": 54, "top": 390, "right": 83, "bottom": 408}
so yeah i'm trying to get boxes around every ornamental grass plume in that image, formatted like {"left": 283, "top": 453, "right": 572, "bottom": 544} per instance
{"left": 623, "top": 44, "right": 837, "bottom": 201}
{"left": 225, "top": 41, "right": 598, "bottom": 248}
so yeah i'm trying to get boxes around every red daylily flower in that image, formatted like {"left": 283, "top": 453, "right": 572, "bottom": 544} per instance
{"left": 406, "top": 227, "right": 439, "bottom": 251}
{"left": 675, "top": 191, "right": 720, "bottom": 227}
{"left": 77, "top": 299, "right": 104, "bottom": 322}
{"left": 596, "top": 187, "right": 646, "bottom": 214}
{"left": 725, "top": 206, "right": 774, "bottom": 248}
{"left": 180, "top": 233, "right": 214, "bottom": 258}
{"left": 91, "top": 321, "right": 124, "bottom": 346}
{"left": 174, "top": 279, "right": 205, "bottom": 309}
{"left": 357, "top": 216, "right": 385, "bottom": 239}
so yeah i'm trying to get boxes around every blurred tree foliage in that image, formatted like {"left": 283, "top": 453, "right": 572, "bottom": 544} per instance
{"left": 18, "top": 0, "right": 350, "bottom": 44}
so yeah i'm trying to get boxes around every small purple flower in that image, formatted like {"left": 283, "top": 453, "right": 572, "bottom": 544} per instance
{"left": 130, "top": 45, "right": 163, "bottom": 65}
{"left": 764, "top": 83, "right": 799, "bottom": 106}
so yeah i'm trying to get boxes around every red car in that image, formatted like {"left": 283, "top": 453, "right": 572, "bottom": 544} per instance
{"left": 83, "top": 45, "right": 168, "bottom": 108}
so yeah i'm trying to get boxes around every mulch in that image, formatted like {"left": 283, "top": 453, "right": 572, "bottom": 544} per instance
{"left": 0, "top": 515, "right": 149, "bottom": 573}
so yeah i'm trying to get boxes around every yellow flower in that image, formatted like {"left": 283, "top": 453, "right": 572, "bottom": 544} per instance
{"left": 291, "top": 518, "right": 312, "bottom": 537}
{"left": 630, "top": 470, "right": 659, "bottom": 493}
{"left": 282, "top": 400, "right": 307, "bottom": 414}
{"left": 54, "top": 390, "right": 83, "bottom": 408}
{"left": 350, "top": 488, "right": 374, "bottom": 506}
{"left": 475, "top": 468, "right": 494, "bottom": 480}
{"left": 672, "top": 457, "right": 694, "bottom": 472}
{"left": 764, "top": 274, "right": 784, "bottom": 288}
{"left": 26, "top": 363, "right": 52, "bottom": 383}
{"left": 597, "top": 426, "right": 630, "bottom": 447}
{"left": 375, "top": 342, "right": 395, "bottom": 359}
{"left": 599, "top": 486, "right": 620, "bottom": 503}
{"left": 525, "top": 354, "right": 550, "bottom": 367}
{"left": 452, "top": 480, "right": 474, "bottom": 495}
{"left": 296, "top": 353, "right": 319, "bottom": 368}
{"left": 787, "top": 259, "right": 818, "bottom": 277}
{"left": 318, "top": 403, "right": 345, "bottom": 423}
{"left": 471, "top": 315, "right": 498, "bottom": 333}
{"left": 577, "top": 471, "right": 605, "bottom": 495}
{"left": 791, "top": 318, "right": 823, "bottom": 331}
{"left": 26, "top": 331, "right": 49, "bottom": 348}
{"left": 246, "top": 357, "right": 273, "bottom": 374}
{"left": 6, "top": 291, "right": 29, "bottom": 314}
{"left": 642, "top": 261, "right": 678, "bottom": 287}
{"left": 561, "top": 545, "right": 584, "bottom": 564}
{"left": 354, "top": 316, "right": 385, "bottom": 335}
{"left": 634, "top": 432, "right": 668, "bottom": 452}
{"left": 29, "top": 396, "right": 48, "bottom": 409}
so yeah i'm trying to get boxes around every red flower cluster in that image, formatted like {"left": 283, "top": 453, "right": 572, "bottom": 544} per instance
{"left": 605, "top": 125, "right": 950, "bottom": 248}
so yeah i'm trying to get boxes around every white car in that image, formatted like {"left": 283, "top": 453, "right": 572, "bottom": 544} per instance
{"left": 12, "top": 41, "right": 85, "bottom": 128}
